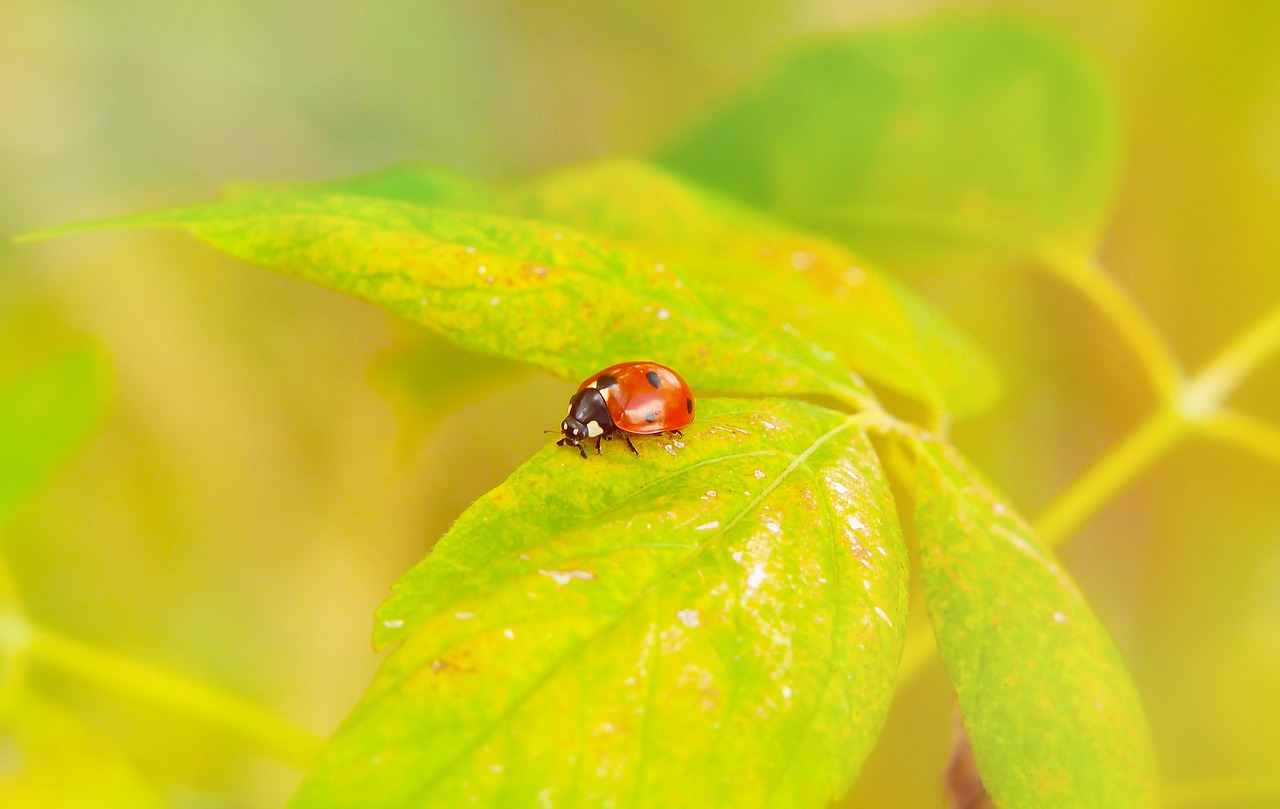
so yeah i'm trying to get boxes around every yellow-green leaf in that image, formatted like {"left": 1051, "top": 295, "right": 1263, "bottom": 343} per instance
{"left": 25, "top": 195, "right": 873, "bottom": 407}
{"left": 0, "top": 344, "right": 112, "bottom": 524}
{"left": 662, "top": 16, "right": 1119, "bottom": 267}
{"left": 224, "top": 161, "right": 998, "bottom": 414}
{"left": 912, "top": 434, "right": 1156, "bottom": 808}
{"left": 503, "top": 160, "right": 999, "bottom": 415}
{"left": 292, "top": 398, "right": 907, "bottom": 808}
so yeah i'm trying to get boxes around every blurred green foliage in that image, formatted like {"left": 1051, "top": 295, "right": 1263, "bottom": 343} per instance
{"left": 3, "top": 2, "right": 1280, "bottom": 809}
{"left": 662, "top": 16, "right": 1118, "bottom": 268}
{"left": 0, "top": 345, "right": 111, "bottom": 525}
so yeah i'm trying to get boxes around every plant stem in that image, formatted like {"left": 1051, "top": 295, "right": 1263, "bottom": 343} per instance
{"left": 898, "top": 296, "right": 1280, "bottom": 685}
{"left": 1033, "top": 408, "right": 1186, "bottom": 547}
{"left": 20, "top": 622, "right": 323, "bottom": 767}
{"left": 1183, "top": 301, "right": 1280, "bottom": 411}
{"left": 1035, "top": 297, "right": 1280, "bottom": 545}
{"left": 1041, "top": 251, "right": 1184, "bottom": 398}
{"left": 1196, "top": 410, "right": 1280, "bottom": 469}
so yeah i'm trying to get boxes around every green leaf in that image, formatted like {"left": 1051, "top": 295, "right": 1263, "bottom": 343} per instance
{"left": 662, "top": 16, "right": 1119, "bottom": 266}
{"left": 25, "top": 194, "right": 874, "bottom": 407}
{"left": 0, "top": 696, "right": 163, "bottom": 809}
{"left": 503, "top": 160, "right": 999, "bottom": 415}
{"left": 0, "top": 345, "right": 112, "bottom": 524}
{"left": 911, "top": 434, "right": 1156, "bottom": 808}
{"left": 54, "top": 156, "right": 1003, "bottom": 415}
{"left": 292, "top": 398, "right": 907, "bottom": 809}
{"left": 219, "top": 161, "right": 997, "bottom": 414}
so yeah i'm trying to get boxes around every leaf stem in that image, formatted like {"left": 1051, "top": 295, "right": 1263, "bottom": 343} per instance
{"left": 12, "top": 621, "right": 322, "bottom": 766}
{"left": 1035, "top": 296, "right": 1280, "bottom": 545}
{"left": 1032, "top": 407, "right": 1186, "bottom": 547}
{"left": 1181, "top": 300, "right": 1280, "bottom": 414}
{"left": 1041, "top": 251, "right": 1184, "bottom": 398}
{"left": 897, "top": 296, "right": 1280, "bottom": 685}
{"left": 1195, "top": 410, "right": 1280, "bottom": 469}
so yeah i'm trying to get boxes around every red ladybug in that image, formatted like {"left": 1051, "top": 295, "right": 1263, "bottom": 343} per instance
{"left": 557, "top": 361, "right": 695, "bottom": 458}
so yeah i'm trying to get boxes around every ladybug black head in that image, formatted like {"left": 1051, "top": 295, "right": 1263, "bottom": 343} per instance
{"left": 557, "top": 388, "right": 615, "bottom": 458}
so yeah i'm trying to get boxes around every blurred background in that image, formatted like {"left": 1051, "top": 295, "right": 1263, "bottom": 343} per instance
{"left": 2, "top": 1, "right": 1279, "bottom": 807}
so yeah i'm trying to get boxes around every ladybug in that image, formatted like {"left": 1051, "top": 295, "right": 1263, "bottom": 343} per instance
{"left": 557, "top": 361, "right": 695, "bottom": 458}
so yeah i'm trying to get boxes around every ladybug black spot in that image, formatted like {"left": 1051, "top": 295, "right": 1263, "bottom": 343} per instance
{"left": 645, "top": 371, "right": 662, "bottom": 388}
{"left": 597, "top": 374, "right": 618, "bottom": 389}
{"left": 686, "top": 398, "right": 693, "bottom": 414}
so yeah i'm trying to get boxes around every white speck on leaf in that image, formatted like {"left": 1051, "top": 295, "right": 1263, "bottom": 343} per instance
{"left": 843, "top": 266, "right": 867, "bottom": 285}
{"left": 539, "top": 569, "right": 596, "bottom": 587}
{"left": 780, "top": 684, "right": 794, "bottom": 700}
{"left": 754, "top": 469, "right": 766, "bottom": 479}
{"left": 503, "top": 628, "right": 515, "bottom": 640}
{"left": 732, "top": 550, "right": 743, "bottom": 563}
{"left": 477, "top": 265, "right": 487, "bottom": 274}
{"left": 656, "top": 307, "right": 671, "bottom": 320}
{"left": 677, "top": 609, "right": 700, "bottom": 628}
{"left": 846, "top": 515, "right": 866, "bottom": 532}
{"left": 490, "top": 297, "right": 500, "bottom": 306}
{"left": 873, "top": 606, "right": 893, "bottom": 627}
{"left": 790, "top": 250, "right": 816, "bottom": 271}
{"left": 747, "top": 565, "right": 767, "bottom": 589}
{"left": 382, "top": 618, "right": 404, "bottom": 629}
{"left": 1053, "top": 611, "right": 1068, "bottom": 624}
{"left": 454, "top": 612, "right": 475, "bottom": 620}
{"left": 705, "top": 490, "right": 717, "bottom": 498}
{"left": 695, "top": 521, "right": 720, "bottom": 531}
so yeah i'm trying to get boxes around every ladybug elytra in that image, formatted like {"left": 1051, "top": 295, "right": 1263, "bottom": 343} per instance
{"left": 557, "top": 361, "right": 695, "bottom": 458}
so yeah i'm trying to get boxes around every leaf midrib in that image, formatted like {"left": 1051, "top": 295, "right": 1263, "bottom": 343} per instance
{"left": 381, "top": 416, "right": 862, "bottom": 806}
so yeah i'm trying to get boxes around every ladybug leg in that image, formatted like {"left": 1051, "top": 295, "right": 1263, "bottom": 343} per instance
{"left": 577, "top": 443, "right": 588, "bottom": 459}
{"left": 671, "top": 429, "right": 684, "bottom": 439}
{"left": 595, "top": 436, "right": 602, "bottom": 455}
{"left": 623, "top": 434, "right": 639, "bottom": 456}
